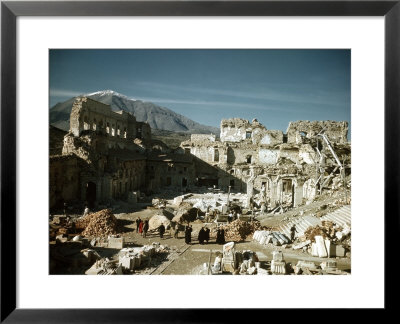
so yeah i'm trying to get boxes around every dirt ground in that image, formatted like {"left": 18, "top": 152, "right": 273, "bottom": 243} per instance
{"left": 108, "top": 205, "right": 351, "bottom": 275}
{"left": 52, "top": 191, "right": 351, "bottom": 275}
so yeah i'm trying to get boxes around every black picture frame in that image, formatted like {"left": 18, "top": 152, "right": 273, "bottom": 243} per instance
{"left": 1, "top": 0, "right": 398, "bottom": 322}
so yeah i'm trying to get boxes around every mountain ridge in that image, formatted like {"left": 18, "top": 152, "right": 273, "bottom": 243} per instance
{"left": 49, "top": 90, "right": 220, "bottom": 135}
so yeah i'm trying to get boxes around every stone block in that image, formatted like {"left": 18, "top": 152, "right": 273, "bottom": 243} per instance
{"left": 119, "top": 256, "right": 135, "bottom": 270}
{"left": 271, "top": 260, "right": 286, "bottom": 274}
{"left": 108, "top": 237, "right": 124, "bottom": 249}
{"left": 272, "top": 251, "right": 284, "bottom": 262}
{"left": 315, "top": 236, "right": 328, "bottom": 258}
{"left": 333, "top": 244, "right": 346, "bottom": 257}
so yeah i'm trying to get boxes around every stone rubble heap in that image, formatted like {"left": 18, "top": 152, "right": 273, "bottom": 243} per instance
{"left": 118, "top": 242, "right": 169, "bottom": 273}
{"left": 303, "top": 220, "right": 351, "bottom": 243}
{"left": 219, "top": 219, "right": 263, "bottom": 242}
{"left": 76, "top": 209, "right": 118, "bottom": 237}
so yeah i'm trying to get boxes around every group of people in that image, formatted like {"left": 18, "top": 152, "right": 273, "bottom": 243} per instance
{"left": 136, "top": 217, "right": 149, "bottom": 238}
{"left": 197, "top": 226, "right": 210, "bottom": 244}
{"left": 134, "top": 217, "right": 227, "bottom": 245}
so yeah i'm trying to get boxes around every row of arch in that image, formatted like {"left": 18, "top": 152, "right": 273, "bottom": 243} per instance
{"left": 82, "top": 116, "right": 130, "bottom": 138}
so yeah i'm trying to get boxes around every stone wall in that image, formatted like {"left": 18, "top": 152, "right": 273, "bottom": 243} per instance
{"left": 69, "top": 97, "right": 151, "bottom": 143}
{"left": 190, "top": 134, "right": 216, "bottom": 142}
{"left": 49, "top": 155, "right": 81, "bottom": 209}
{"left": 181, "top": 117, "right": 350, "bottom": 209}
{"left": 286, "top": 120, "right": 348, "bottom": 144}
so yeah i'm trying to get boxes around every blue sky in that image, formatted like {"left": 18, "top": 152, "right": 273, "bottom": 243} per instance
{"left": 50, "top": 49, "right": 350, "bottom": 134}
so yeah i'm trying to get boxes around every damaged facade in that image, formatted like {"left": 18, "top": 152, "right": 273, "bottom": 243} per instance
{"left": 181, "top": 118, "right": 350, "bottom": 209}
{"left": 50, "top": 97, "right": 197, "bottom": 210}
{"left": 50, "top": 97, "right": 350, "bottom": 213}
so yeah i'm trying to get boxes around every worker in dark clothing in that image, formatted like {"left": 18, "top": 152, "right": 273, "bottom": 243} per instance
{"left": 159, "top": 224, "right": 165, "bottom": 239}
{"left": 143, "top": 220, "right": 149, "bottom": 238}
{"left": 185, "top": 225, "right": 192, "bottom": 244}
{"left": 204, "top": 226, "right": 210, "bottom": 244}
{"left": 290, "top": 224, "right": 298, "bottom": 242}
{"left": 216, "top": 227, "right": 225, "bottom": 245}
{"left": 198, "top": 227, "right": 206, "bottom": 244}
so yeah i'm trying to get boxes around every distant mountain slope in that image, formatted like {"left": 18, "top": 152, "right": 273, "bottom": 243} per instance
{"left": 49, "top": 90, "right": 219, "bottom": 135}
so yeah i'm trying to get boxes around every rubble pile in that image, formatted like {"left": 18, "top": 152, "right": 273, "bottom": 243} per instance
{"left": 222, "top": 220, "right": 262, "bottom": 242}
{"left": 118, "top": 242, "right": 169, "bottom": 273}
{"left": 172, "top": 203, "right": 200, "bottom": 223}
{"left": 75, "top": 209, "right": 118, "bottom": 237}
{"left": 303, "top": 221, "right": 351, "bottom": 243}
{"left": 86, "top": 257, "right": 118, "bottom": 275}
{"left": 148, "top": 215, "right": 171, "bottom": 231}
{"left": 152, "top": 198, "right": 167, "bottom": 208}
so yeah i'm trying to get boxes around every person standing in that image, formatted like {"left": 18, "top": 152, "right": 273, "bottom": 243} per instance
{"left": 159, "top": 224, "right": 165, "bottom": 239}
{"left": 216, "top": 227, "right": 225, "bottom": 244}
{"left": 198, "top": 227, "right": 206, "bottom": 244}
{"left": 185, "top": 224, "right": 192, "bottom": 244}
{"left": 220, "top": 227, "right": 225, "bottom": 244}
{"left": 136, "top": 217, "right": 141, "bottom": 233}
{"left": 204, "top": 226, "right": 210, "bottom": 244}
{"left": 290, "top": 224, "right": 298, "bottom": 242}
{"left": 174, "top": 223, "right": 180, "bottom": 239}
{"left": 139, "top": 219, "right": 144, "bottom": 236}
{"left": 143, "top": 220, "right": 149, "bottom": 238}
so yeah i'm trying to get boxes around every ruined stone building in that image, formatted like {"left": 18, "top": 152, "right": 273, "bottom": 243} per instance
{"left": 181, "top": 118, "right": 350, "bottom": 208}
{"left": 50, "top": 97, "right": 350, "bottom": 211}
{"left": 50, "top": 97, "right": 150, "bottom": 209}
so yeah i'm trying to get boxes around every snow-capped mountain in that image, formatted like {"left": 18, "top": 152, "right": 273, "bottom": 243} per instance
{"left": 49, "top": 90, "right": 219, "bottom": 135}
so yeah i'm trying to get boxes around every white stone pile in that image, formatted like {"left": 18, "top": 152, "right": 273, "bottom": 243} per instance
{"left": 118, "top": 242, "right": 169, "bottom": 272}
{"left": 253, "top": 230, "right": 290, "bottom": 246}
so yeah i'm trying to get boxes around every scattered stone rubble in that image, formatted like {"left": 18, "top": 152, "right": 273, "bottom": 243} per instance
{"left": 85, "top": 242, "right": 170, "bottom": 275}
{"left": 172, "top": 202, "right": 200, "bottom": 223}
{"left": 212, "top": 242, "right": 260, "bottom": 275}
{"left": 75, "top": 209, "right": 119, "bottom": 237}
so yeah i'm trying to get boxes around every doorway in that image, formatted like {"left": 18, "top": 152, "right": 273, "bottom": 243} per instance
{"left": 86, "top": 182, "right": 96, "bottom": 208}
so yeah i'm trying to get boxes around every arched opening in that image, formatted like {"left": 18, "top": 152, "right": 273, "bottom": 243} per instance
{"left": 83, "top": 116, "right": 90, "bottom": 130}
{"left": 85, "top": 182, "right": 96, "bottom": 208}
{"left": 182, "top": 177, "right": 188, "bottom": 187}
